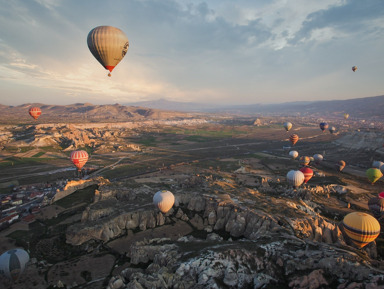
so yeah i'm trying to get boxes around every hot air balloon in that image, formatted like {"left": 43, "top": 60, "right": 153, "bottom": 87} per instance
{"left": 313, "top": 154, "right": 323, "bottom": 164}
{"left": 368, "top": 197, "right": 384, "bottom": 219}
{"left": 289, "top": 134, "right": 299, "bottom": 146}
{"left": 289, "top": 150, "right": 299, "bottom": 160}
{"left": 352, "top": 66, "right": 357, "bottom": 72}
{"left": 28, "top": 107, "right": 41, "bottom": 120}
{"left": 153, "top": 190, "right": 175, "bottom": 213}
{"left": 0, "top": 248, "right": 29, "bottom": 281}
{"left": 87, "top": 26, "right": 129, "bottom": 77}
{"left": 329, "top": 126, "right": 336, "bottom": 134}
{"left": 372, "top": 161, "right": 384, "bottom": 170}
{"left": 342, "top": 212, "right": 380, "bottom": 248}
{"left": 283, "top": 122, "right": 292, "bottom": 132}
{"left": 343, "top": 113, "right": 349, "bottom": 120}
{"left": 299, "top": 167, "right": 313, "bottom": 184}
{"left": 70, "top": 150, "right": 89, "bottom": 171}
{"left": 379, "top": 192, "right": 384, "bottom": 199}
{"left": 336, "top": 160, "right": 346, "bottom": 172}
{"left": 366, "top": 168, "right": 383, "bottom": 184}
{"left": 319, "top": 122, "right": 328, "bottom": 132}
{"left": 286, "top": 170, "right": 305, "bottom": 187}
{"left": 299, "top": 156, "right": 310, "bottom": 166}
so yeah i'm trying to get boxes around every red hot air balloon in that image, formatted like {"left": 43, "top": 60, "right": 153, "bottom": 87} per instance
{"left": 29, "top": 107, "right": 41, "bottom": 120}
{"left": 300, "top": 167, "right": 313, "bottom": 184}
{"left": 70, "top": 150, "right": 89, "bottom": 171}
{"left": 289, "top": 134, "right": 299, "bottom": 146}
{"left": 379, "top": 192, "right": 384, "bottom": 199}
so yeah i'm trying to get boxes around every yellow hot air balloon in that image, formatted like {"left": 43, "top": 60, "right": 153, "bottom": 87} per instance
{"left": 342, "top": 212, "right": 380, "bottom": 248}
{"left": 366, "top": 168, "right": 383, "bottom": 184}
{"left": 343, "top": 113, "right": 349, "bottom": 120}
{"left": 87, "top": 26, "right": 129, "bottom": 77}
{"left": 153, "top": 190, "right": 175, "bottom": 213}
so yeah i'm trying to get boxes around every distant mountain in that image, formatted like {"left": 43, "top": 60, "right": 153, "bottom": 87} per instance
{"left": 126, "top": 98, "right": 220, "bottom": 112}
{"left": 129, "top": 95, "right": 384, "bottom": 119}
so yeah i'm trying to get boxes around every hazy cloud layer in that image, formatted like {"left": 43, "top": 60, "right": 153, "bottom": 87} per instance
{"left": 0, "top": 0, "right": 383, "bottom": 105}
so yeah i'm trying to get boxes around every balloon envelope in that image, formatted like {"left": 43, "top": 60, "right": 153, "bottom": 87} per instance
{"left": 153, "top": 190, "right": 175, "bottom": 213}
{"left": 368, "top": 197, "right": 384, "bottom": 218}
{"left": 87, "top": 26, "right": 129, "bottom": 76}
{"left": 342, "top": 212, "right": 380, "bottom": 248}
{"left": 372, "top": 161, "right": 384, "bottom": 169}
{"left": 289, "top": 150, "right": 299, "bottom": 159}
{"left": 0, "top": 248, "right": 29, "bottom": 281}
{"left": 283, "top": 122, "right": 292, "bottom": 132}
{"left": 319, "top": 122, "right": 329, "bottom": 132}
{"left": 366, "top": 168, "right": 383, "bottom": 184}
{"left": 336, "top": 160, "right": 346, "bottom": 172}
{"left": 289, "top": 134, "right": 299, "bottom": 146}
{"left": 329, "top": 127, "right": 336, "bottom": 134}
{"left": 299, "top": 167, "right": 313, "bottom": 184}
{"left": 28, "top": 107, "right": 41, "bottom": 120}
{"left": 343, "top": 113, "right": 349, "bottom": 120}
{"left": 299, "top": 156, "right": 310, "bottom": 166}
{"left": 70, "top": 150, "right": 89, "bottom": 171}
{"left": 313, "top": 154, "right": 323, "bottom": 163}
{"left": 286, "top": 170, "right": 304, "bottom": 187}
{"left": 379, "top": 192, "right": 384, "bottom": 199}
{"left": 352, "top": 66, "right": 357, "bottom": 72}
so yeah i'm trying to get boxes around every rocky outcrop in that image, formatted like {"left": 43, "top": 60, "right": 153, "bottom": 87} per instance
{"left": 106, "top": 236, "right": 384, "bottom": 289}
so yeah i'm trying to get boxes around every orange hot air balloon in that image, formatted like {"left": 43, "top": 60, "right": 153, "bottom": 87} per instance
{"left": 299, "top": 167, "right": 313, "bottom": 184}
{"left": 336, "top": 160, "right": 346, "bottom": 172}
{"left": 70, "top": 150, "right": 89, "bottom": 171}
{"left": 289, "top": 134, "right": 299, "bottom": 146}
{"left": 29, "top": 107, "right": 41, "bottom": 120}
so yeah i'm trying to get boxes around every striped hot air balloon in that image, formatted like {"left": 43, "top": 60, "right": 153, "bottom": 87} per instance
{"left": 0, "top": 248, "right": 29, "bottom": 281}
{"left": 299, "top": 167, "right": 313, "bottom": 184}
{"left": 286, "top": 170, "right": 305, "bottom": 187}
{"left": 153, "top": 190, "right": 175, "bottom": 213}
{"left": 378, "top": 192, "right": 384, "bottom": 199}
{"left": 283, "top": 122, "right": 292, "bottom": 132}
{"left": 87, "top": 26, "right": 129, "bottom": 77}
{"left": 342, "top": 212, "right": 380, "bottom": 248}
{"left": 289, "top": 134, "right": 299, "bottom": 146}
{"left": 28, "top": 107, "right": 41, "bottom": 120}
{"left": 289, "top": 150, "right": 299, "bottom": 160}
{"left": 336, "top": 160, "right": 346, "bottom": 172}
{"left": 366, "top": 168, "right": 383, "bottom": 184}
{"left": 319, "top": 122, "right": 329, "bottom": 132}
{"left": 299, "top": 156, "right": 310, "bottom": 166}
{"left": 70, "top": 150, "right": 89, "bottom": 171}
{"left": 368, "top": 197, "right": 384, "bottom": 219}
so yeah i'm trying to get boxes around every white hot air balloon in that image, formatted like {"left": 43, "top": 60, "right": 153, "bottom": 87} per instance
{"left": 283, "top": 122, "right": 292, "bottom": 132}
{"left": 153, "top": 190, "right": 175, "bottom": 213}
{"left": 313, "top": 154, "right": 324, "bottom": 163}
{"left": 87, "top": 26, "right": 129, "bottom": 77}
{"left": 372, "top": 161, "right": 384, "bottom": 170}
{"left": 289, "top": 150, "right": 299, "bottom": 160}
{"left": 286, "top": 170, "right": 305, "bottom": 187}
{"left": 0, "top": 248, "right": 29, "bottom": 281}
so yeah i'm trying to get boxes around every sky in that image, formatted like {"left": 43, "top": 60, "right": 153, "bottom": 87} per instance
{"left": 0, "top": 0, "right": 383, "bottom": 106}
